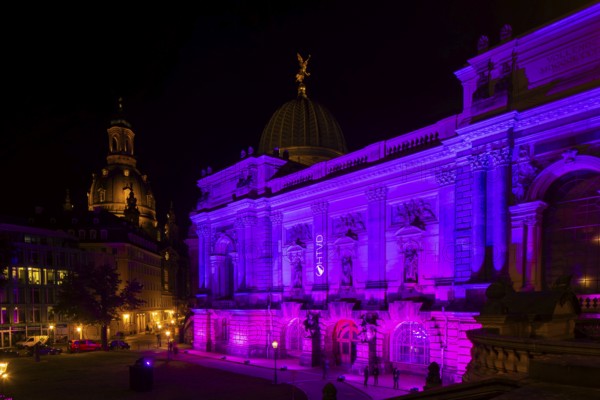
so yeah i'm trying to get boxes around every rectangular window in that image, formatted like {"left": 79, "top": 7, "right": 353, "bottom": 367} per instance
{"left": 31, "top": 288, "right": 40, "bottom": 303}
{"left": 12, "top": 288, "right": 20, "bottom": 303}
{"left": 30, "top": 307, "right": 40, "bottom": 323}
{"left": 28, "top": 267, "right": 42, "bottom": 285}
{"left": 0, "top": 308, "right": 6, "bottom": 324}
{"left": 13, "top": 308, "right": 19, "bottom": 323}
{"left": 17, "top": 267, "right": 26, "bottom": 284}
{"left": 46, "top": 269, "right": 55, "bottom": 284}
{"left": 57, "top": 270, "right": 68, "bottom": 285}
{"left": 47, "top": 306, "right": 55, "bottom": 322}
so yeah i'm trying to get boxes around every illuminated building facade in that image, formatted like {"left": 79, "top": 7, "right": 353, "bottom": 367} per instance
{"left": 190, "top": 5, "right": 599, "bottom": 381}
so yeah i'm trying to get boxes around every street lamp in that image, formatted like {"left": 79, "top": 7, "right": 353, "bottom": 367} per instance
{"left": 271, "top": 340, "right": 278, "bottom": 384}
{"left": 0, "top": 361, "right": 8, "bottom": 394}
{"left": 77, "top": 326, "right": 82, "bottom": 340}
{"left": 49, "top": 324, "right": 55, "bottom": 344}
{"left": 166, "top": 331, "right": 171, "bottom": 360}
{"left": 123, "top": 314, "right": 130, "bottom": 335}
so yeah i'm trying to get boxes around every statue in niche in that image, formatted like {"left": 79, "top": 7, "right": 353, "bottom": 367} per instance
{"left": 404, "top": 246, "right": 418, "bottom": 283}
{"left": 292, "top": 256, "right": 303, "bottom": 288}
{"left": 303, "top": 311, "right": 320, "bottom": 338}
{"left": 341, "top": 255, "right": 353, "bottom": 286}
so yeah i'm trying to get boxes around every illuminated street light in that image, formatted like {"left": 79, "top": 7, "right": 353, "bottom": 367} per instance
{"left": 166, "top": 331, "right": 171, "bottom": 360}
{"left": 49, "top": 324, "right": 55, "bottom": 343}
{"left": 123, "top": 314, "right": 130, "bottom": 334}
{"left": 0, "top": 361, "right": 8, "bottom": 393}
{"left": 271, "top": 340, "right": 278, "bottom": 384}
{"left": 77, "top": 326, "right": 82, "bottom": 340}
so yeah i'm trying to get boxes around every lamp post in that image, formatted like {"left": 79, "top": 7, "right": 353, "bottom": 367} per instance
{"left": 49, "top": 324, "right": 55, "bottom": 344}
{"left": 166, "top": 331, "right": 171, "bottom": 360}
{"left": 271, "top": 340, "right": 278, "bottom": 384}
{"left": 77, "top": 326, "right": 82, "bottom": 340}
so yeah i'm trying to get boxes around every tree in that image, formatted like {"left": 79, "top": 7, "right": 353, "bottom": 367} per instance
{"left": 54, "top": 263, "right": 144, "bottom": 350}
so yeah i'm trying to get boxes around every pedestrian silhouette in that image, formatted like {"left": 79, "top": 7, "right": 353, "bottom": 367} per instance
{"left": 363, "top": 366, "right": 369, "bottom": 387}
{"left": 156, "top": 333, "right": 161, "bottom": 347}
{"left": 372, "top": 365, "right": 379, "bottom": 385}
{"left": 393, "top": 367, "right": 400, "bottom": 389}
{"left": 322, "top": 358, "right": 330, "bottom": 379}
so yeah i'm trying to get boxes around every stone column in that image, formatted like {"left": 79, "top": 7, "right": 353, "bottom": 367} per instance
{"left": 234, "top": 216, "right": 247, "bottom": 290}
{"left": 435, "top": 168, "right": 456, "bottom": 279}
{"left": 469, "top": 153, "right": 488, "bottom": 278}
{"left": 198, "top": 224, "right": 211, "bottom": 289}
{"left": 509, "top": 201, "right": 547, "bottom": 290}
{"left": 271, "top": 212, "right": 283, "bottom": 289}
{"left": 490, "top": 148, "right": 511, "bottom": 275}
{"left": 365, "top": 186, "right": 387, "bottom": 283}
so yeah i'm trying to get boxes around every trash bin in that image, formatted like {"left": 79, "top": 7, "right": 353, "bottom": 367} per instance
{"left": 129, "top": 358, "right": 153, "bottom": 392}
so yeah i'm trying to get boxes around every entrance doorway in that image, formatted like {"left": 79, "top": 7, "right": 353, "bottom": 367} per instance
{"left": 333, "top": 319, "right": 359, "bottom": 367}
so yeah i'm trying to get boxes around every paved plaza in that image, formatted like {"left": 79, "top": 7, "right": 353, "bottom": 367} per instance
{"left": 0, "top": 334, "right": 428, "bottom": 400}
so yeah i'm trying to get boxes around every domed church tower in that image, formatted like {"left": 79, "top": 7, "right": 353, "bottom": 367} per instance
{"left": 88, "top": 97, "right": 159, "bottom": 239}
{"left": 258, "top": 53, "right": 347, "bottom": 166}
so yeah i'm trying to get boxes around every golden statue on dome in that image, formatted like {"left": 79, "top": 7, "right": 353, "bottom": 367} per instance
{"left": 296, "top": 53, "right": 311, "bottom": 97}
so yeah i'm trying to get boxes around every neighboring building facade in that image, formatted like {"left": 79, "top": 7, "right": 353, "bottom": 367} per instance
{"left": 0, "top": 219, "right": 84, "bottom": 346}
{"left": 189, "top": 4, "right": 600, "bottom": 382}
{"left": 0, "top": 100, "right": 190, "bottom": 345}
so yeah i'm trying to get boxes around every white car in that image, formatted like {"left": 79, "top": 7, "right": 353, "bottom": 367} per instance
{"left": 15, "top": 335, "right": 49, "bottom": 349}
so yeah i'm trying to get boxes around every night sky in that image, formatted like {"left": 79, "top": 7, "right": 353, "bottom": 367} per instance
{"left": 2, "top": 1, "right": 594, "bottom": 233}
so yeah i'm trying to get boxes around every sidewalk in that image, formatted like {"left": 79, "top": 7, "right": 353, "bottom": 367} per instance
{"left": 183, "top": 347, "right": 426, "bottom": 400}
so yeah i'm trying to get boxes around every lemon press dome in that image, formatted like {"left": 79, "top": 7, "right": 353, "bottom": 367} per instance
{"left": 258, "top": 54, "right": 347, "bottom": 166}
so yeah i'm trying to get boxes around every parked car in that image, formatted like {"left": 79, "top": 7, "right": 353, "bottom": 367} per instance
{"left": 109, "top": 340, "right": 130, "bottom": 350}
{"left": 68, "top": 339, "right": 102, "bottom": 353}
{"left": 15, "top": 335, "right": 49, "bottom": 349}
{"left": 25, "top": 344, "right": 62, "bottom": 356}
{"left": 0, "top": 348, "right": 19, "bottom": 358}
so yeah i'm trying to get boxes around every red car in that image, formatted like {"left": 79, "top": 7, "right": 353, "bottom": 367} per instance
{"left": 68, "top": 339, "right": 102, "bottom": 352}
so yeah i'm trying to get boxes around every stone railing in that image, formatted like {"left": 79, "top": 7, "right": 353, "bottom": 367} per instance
{"left": 463, "top": 328, "right": 600, "bottom": 382}
{"left": 578, "top": 293, "right": 600, "bottom": 313}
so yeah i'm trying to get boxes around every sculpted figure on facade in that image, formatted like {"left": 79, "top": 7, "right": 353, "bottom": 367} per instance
{"left": 341, "top": 254, "right": 353, "bottom": 287}
{"left": 291, "top": 254, "right": 303, "bottom": 288}
{"left": 404, "top": 245, "right": 419, "bottom": 283}
{"left": 393, "top": 198, "right": 436, "bottom": 230}
{"left": 358, "top": 312, "right": 379, "bottom": 343}
{"left": 512, "top": 145, "right": 539, "bottom": 203}
{"left": 303, "top": 311, "right": 320, "bottom": 338}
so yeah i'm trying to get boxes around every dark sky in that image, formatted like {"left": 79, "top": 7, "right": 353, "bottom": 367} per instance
{"left": 2, "top": 1, "right": 594, "bottom": 233}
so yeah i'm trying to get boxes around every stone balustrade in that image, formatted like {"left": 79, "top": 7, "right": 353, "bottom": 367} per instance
{"left": 463, "top": 328, "right": 600, "bottom": 382}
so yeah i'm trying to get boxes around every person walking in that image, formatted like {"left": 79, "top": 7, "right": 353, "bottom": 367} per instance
{"left": 363, "top": 365, "right": 369, "bottom": 387}
{"left": 156, "top": 333, "right": 162, "bottom": 348}
{"left": 322, "top": 358, "right": 330, "bottom": 379}
{"left": 372, "top": 365, "right": 379, "bottom": 386}
{"left": 393, "top": 367, "right": 400, "bottom": 389}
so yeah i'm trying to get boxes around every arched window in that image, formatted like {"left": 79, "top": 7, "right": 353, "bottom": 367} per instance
{"left": 285, "top": 318, "right": 304, "bottom": 357}
{"left": 391, "top": 321, "right": 430, "bottom": 365}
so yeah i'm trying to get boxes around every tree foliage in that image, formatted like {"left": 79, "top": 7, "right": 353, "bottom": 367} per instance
{"left": 54, "top": 263, "right": 144, "bottom": 349}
